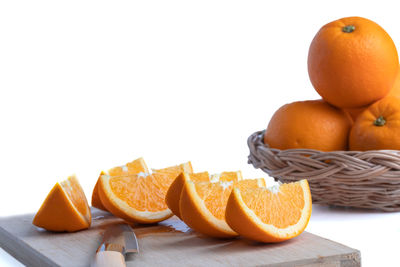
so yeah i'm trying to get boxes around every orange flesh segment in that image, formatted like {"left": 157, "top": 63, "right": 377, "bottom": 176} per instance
{"left": 240, "top": 183, "right": 305, "bottom": 228}
{"left": 189, "top": 172, "right": 210, "bottom": 182}
{"left": 109, "top": 173, "right": 171, "bottom": 212}
{"left": 109, "top": 158, "right": 149, "bottom": 176}
{"left": 92, "top": 158, "right": 149, "bottom": 210}
{"left": 195, "top": 182, "right": 233, "bottom": 220}
{"left": 195, "top": 179, "right": 261, "bottom": 220}
{"left": 61, "top": 177, "right": 89, "bottom": 217}
{"left": 153, "top": 161, "right": 193, "bottom": 174}
{"left": 217, "top": 171, "right": 242, "bottom": 182}
{"left": 108, "top": 162, "right": 191, "bottom": 212}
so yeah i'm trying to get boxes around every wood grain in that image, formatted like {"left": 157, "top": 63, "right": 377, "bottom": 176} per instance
{"left": 0, "top": 208, "right": 360, "bottom": 267}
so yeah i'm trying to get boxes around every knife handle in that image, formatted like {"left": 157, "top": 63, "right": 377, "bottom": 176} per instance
{"left": 92, "top": 251, "right": 126, "bottom": 267}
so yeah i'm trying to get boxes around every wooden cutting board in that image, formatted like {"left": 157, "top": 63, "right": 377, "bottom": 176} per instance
{"left": 0, "top": 208, "right": 360, "bottom": 267}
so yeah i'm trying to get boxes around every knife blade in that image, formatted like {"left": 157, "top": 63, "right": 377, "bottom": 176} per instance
{"left": 92, "top": 223, "right": 139, "bottom": 267}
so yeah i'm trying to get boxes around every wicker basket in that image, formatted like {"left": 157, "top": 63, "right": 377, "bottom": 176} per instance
{"left": 248, "top": 130, "right": 400, "bottom": 211}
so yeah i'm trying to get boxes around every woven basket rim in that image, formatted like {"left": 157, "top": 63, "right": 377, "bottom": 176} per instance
{"left": 247, "top": 130, "right": 400, "bottom": 212}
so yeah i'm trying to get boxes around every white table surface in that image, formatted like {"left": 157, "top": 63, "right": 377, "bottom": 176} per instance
{"left": 1, "top": 204, "right": 399, "bottom": 266}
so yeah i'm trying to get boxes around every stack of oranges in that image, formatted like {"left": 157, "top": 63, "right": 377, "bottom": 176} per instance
{"left": 264, "top": 16, "right": 400, "bottom": 152}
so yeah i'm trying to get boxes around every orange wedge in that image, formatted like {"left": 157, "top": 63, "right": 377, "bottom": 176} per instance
{"left": 166, "top": 171, "right": 242, "bottom": 219}
{"left": 33, "top": 175, "right": 91, "bottom": 232}
{"left": 91, "top": 157, "right": 149, "bottom": 210}
{"left": 165, "top": 172, "right": 209, "bottom": 219}
{"left": 225, "top": 179, "right": 312, "bottom": 243}
{"left": 98, "top": 162, "right": 192, "bottom": 224}
{"left": 180, "top": 178, "right": 265, "bottom": 238}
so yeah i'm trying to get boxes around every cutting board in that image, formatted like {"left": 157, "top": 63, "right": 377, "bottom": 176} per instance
{"left": 0, "top": 208, "right": 360, "bottom": 267}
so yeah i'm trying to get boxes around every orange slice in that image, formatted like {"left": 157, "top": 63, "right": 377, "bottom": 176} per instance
{"left": 98, "top": 162, "right": 192, "bottom": 224}
{"left": 180, "top": 178, "right": 264, "bottom": 238}
{"left": 91, "top": 157, "right": 149, "bottom": 211}
{"left": 33, "top": 175, "right": 91, "bottom": 232}
{"left": 225, "top": 179, "right": 312, "bottom": 243}
{"left": 166, "top": 171, "right": 242, "bottom": 219}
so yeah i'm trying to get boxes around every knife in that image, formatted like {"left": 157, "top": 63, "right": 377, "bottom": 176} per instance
{"left": 92, "top": 223, "right": 139, "bottom": 267}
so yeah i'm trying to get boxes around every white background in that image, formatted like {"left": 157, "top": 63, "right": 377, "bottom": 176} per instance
{"left": 1, "top": 1, "right": 400, "bottom": 266}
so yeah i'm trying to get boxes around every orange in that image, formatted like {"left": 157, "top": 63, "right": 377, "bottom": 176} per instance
{"left": 264, "top": 100, "right": 352, "bottom": 151}
{"left": 165, "top": 171, "right": 242, "bottom": 219}
{"left": 33, "top": 175, "right": 91, "bottom": 232}
{"left": 225, "top": 179, "right": 312, "bottom": 243}
{"left": 308, "top": 16, "right": 399, "bottom": 108}
{"left": 387, "top": 68, "right": 400, "bottom": 98}
{"left": 349, "top": 96, "right": 400, "bottom": 151}
{"left": 91, "top": 157, "right": 149, "bottom": 211}
{"left": 166, "top": 172, "right": 209, "bottom": 219}
{"left": 98, "top": 162, "right": 192, "bottom": 224}
{"left": 179, "top": 178, "right": 265, "bottom": 238}
{"left": 344, "top": 68, "right": 400, "bottom": 121}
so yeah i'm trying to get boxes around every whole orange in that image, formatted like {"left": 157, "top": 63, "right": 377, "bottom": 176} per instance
{"left": 264, "top": 100, "right": 352, "bottom": 151}
{"left": 308, "top": 16, "right": 399, "bottom": 108}
{"left": 349, "top": 96, "right": 400, "bottom": 151}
